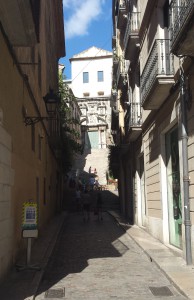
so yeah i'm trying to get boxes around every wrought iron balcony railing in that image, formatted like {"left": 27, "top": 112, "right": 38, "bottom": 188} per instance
{"left": 112, "top": 35, "right": 116, "bottom": 48}
{"left": 113, "top": 56, "right": 119, "bottom": 76}
{"left": 116, "top": 56, "right": 128, "bottom": 87}
{"left": 113, "top": 47, "right": 119, "bottom": 68}
{"left": 124, "top": 12, "right": 140, "bottom": 51}
{"left": 116, "top": 0, "right": 127, "bottom": 29}
{"left": 141, "top": 39, "right": 174, "bottom": 105}
{"left": 124, "top": 102, "right": 142, "bottom": 132}
{"left": 170, "top": 0, "right": 194, "bottom": 49}
{"left": 113, "top": 55, "right": 119, "bottom": 65}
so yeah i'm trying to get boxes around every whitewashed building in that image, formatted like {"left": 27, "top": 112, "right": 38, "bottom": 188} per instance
{"left": 68, "top": 47, "right": 113, "bottom": 184}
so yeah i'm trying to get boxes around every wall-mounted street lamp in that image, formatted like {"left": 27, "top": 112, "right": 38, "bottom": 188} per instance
{"left": 24, "top": 89, "right": 60, "bottom": 126}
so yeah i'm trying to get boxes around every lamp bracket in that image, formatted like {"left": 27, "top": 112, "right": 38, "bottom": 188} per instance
{"left": 24, "top": 116, "right": 56, "bottom": 126}
{"left": 18, "top": 62, "right": 38, "bottom": 65}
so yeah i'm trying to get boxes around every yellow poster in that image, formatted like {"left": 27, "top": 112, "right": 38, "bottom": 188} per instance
{"left": 22, "top": 202, "right": 38, "bottom": 229}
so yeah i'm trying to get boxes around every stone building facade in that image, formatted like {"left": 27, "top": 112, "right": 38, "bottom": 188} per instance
{"left": 0, "top": 0, "right": 65, "bottom": 279}
{"left": 68, "top": 47, "right": 113, "bottom": 184}
{"left": 112, "top": 0, "right": 194, "bottom": 265}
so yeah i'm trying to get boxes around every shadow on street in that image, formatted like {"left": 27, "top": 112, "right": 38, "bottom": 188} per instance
{"left": 36, "top": 189, "right": 123, "bottom": 297}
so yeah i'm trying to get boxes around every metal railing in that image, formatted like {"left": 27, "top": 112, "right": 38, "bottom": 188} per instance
{"left": 113, "top": 48, "right": 119, "bottom": 65}
{"left": 112, "top": 35, "right": 116, "bottom": 48}
{"left": 116, "top": 0, "right": 127, "bottom": 28}
{"left": 116, "top": 56, "right": 128, "bottom": 86}
{"left": 140, "top": 39, "right": 174, "bottom": 104}
{"left": 118, "top": 0, "right": 127, "bottom": 11}
{"left": 170, "top": 0, "right": 194, "bottom": 45}
{"left": 124, "top": 102, "right": 142, "bottom": 132}
{"left": 124, "top": 12, "right": 140, "bottom": 51}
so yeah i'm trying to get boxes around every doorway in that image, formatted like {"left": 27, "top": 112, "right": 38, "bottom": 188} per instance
{"left": 166, "top": 127, "right": 182, "bottom": 248}
{"left": 36, "top": 177, "right": 40, "bottom": 224}
{"left": 139, "top": 155, "right": 146, "bottom": 227}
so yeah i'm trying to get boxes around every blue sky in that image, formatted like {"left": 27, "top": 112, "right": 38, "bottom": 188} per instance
{"left": 60, "top": 0, "right": 113, "bottom": 79}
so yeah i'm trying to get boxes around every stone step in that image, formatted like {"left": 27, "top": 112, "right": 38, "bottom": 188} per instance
{"left": 72, "top": 148, "right": 110, "bottom": 185}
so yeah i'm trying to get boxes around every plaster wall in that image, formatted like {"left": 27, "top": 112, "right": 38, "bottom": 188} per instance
{"left": 0, "top": 14, "right": 61, "bottom": 278}
{"left": 71, "top": 56, "right": 112, "bottom": 98}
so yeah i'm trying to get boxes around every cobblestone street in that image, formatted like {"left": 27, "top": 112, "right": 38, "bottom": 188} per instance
{"left": 35, "top": 210, "right": 187, "bottom": 300}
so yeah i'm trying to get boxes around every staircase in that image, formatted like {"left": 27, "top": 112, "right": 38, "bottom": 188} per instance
{"left": 100, "top": 190, "right": 120, "bottom": 212}
{"left": 63, "top": 186, "right": 120, "bottom": 213}
{"left": 73, "top": 148, "right": 109, "bottom": 185}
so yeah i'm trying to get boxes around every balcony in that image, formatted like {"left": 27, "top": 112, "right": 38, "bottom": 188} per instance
{"left": 116, "top": 57, "right": 129, "bottom": 89}
{"left": 0, "top": 0, "right": 38, "bottom": 46}
{"left": 113, "top": 53, "right": 119, "bottom": 74}
{"left": 116, "top": 0, "right": 127, "bottom": 29}
{"left": 110, "top": 88, "right": 118, "bottom": 108}
{"left": 124, "top": 12, "right": 140, "bottom": 60}
{"left": 112, "top": 35, "right": 116, "bottom": 48}
{"left": 170, "top": 0, "right": 194, "bottom": 56}
{"left": 140, "top": 39, "right": 174, "bottom": 110}
{"left": 124, "top": 103, "right": 142, "bottom": 141}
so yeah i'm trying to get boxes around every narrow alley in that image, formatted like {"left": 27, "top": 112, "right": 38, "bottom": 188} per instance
{"left": 0, "top": 189, "right": 193, "bottom": 299}
{"left": 33, "top": 191, "right": 187, "bottom": 300}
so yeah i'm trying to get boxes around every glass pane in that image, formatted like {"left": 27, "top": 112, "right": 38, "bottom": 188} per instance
{"left": 88, "top": 131, "right": 99, "bottom": 149}
{"left": 166, "top": 127, "right": 182, "bottom": 248}
{"left": 98, "top": 71, "right": 104, "bottom": 82}
{"left": 83, "top": 72, "right": 89, "bottom": 83}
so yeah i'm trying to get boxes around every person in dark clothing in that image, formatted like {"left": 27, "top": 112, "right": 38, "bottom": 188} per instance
{"left": 81, "top": 190, "right": 91, "bottom": 222}
{"left": 96, "top": 192, "right": 103, "bottom": 221}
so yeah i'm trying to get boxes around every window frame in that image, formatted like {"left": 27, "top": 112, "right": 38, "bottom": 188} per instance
{"left": 97, "top": 71, "right": 104, "bottom": 82}
{"left": 83, "top": 72, "right": 89, "bottom": 83}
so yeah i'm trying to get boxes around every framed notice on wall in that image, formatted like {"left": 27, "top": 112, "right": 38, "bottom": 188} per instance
{"left": 22, "top": 202, "right": 38, "bottom": 230}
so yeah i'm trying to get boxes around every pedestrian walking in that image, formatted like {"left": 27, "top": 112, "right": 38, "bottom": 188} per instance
{"left": 81, "top": 190, "right": 91, "bottom": 222}
{"left": 81, "top": 177, "right": 86, "bottom": 192}
{"left": 95, "top": 192, "right": 103, "bottom": 221}
{"left": 75, "top": 188, "right": 81, "bottom": 212}
{"left": 94, "top": 178, "right": 100, "bottom": 190}
{"left": 89, "top": 175, "right": 95, "bottom": 190}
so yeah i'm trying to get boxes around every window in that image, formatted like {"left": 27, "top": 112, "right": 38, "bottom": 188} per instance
{"left": 43, "top": 177, "right": 46, "bottom": 205}
{"left": 88, "top": 131, "right": 99, "bottom": 149}
{"left": 38, "top": 54, "right": 41, "bottom": 90}
{"left": 31, "top": 46, "right": 35, "bottom": 69}
{"left": 163, "top": 0, "right": 169, "bottom": 28}
{"left": 98, "top": 91, "right": 104, "bottom": 96}
{"left": 36, "top": 177, "right": 40, "bottom": 219}
{"left": 30, "top": 0, "right": 40, "bottom": 42}
{"left": 83, "top": 72, "right": 89, "bottom": 83}
{"left": 31, "top": 124, "right": 35, "bottom": 152}
{"left": 98, "top": 71, "right": 104, "bottom": 82}
{"left": 38, "top": 134, "right": 42, "bottom": 160}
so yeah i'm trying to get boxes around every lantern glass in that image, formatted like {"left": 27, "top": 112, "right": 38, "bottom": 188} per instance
{"left": 43, "top": 89, "right": 60, "bottom": 114}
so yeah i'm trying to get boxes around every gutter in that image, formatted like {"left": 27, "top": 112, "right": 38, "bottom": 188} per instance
{"left": 179, "top": 58, "right": 192, "bottom": 265}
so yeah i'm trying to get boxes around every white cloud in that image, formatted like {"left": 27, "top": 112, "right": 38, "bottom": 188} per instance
{"left": 63, "top": 0, "right": 106, "bottom": 39}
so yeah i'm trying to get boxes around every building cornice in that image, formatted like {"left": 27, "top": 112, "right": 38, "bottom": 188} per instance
{"left": 76, "top": 97, "right": 111, "bottom": 102}
{"left": 70, "top": 55, "right": 112, "bottom": 62}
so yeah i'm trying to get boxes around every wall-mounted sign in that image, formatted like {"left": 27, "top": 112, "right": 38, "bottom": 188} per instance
{"left": 22, "top": 202, "right": 38, "bottom": 230}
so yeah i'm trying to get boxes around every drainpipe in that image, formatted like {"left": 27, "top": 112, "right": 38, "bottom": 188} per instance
{"left": 179, "top": 58, "right": 192, "bottom": 265}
